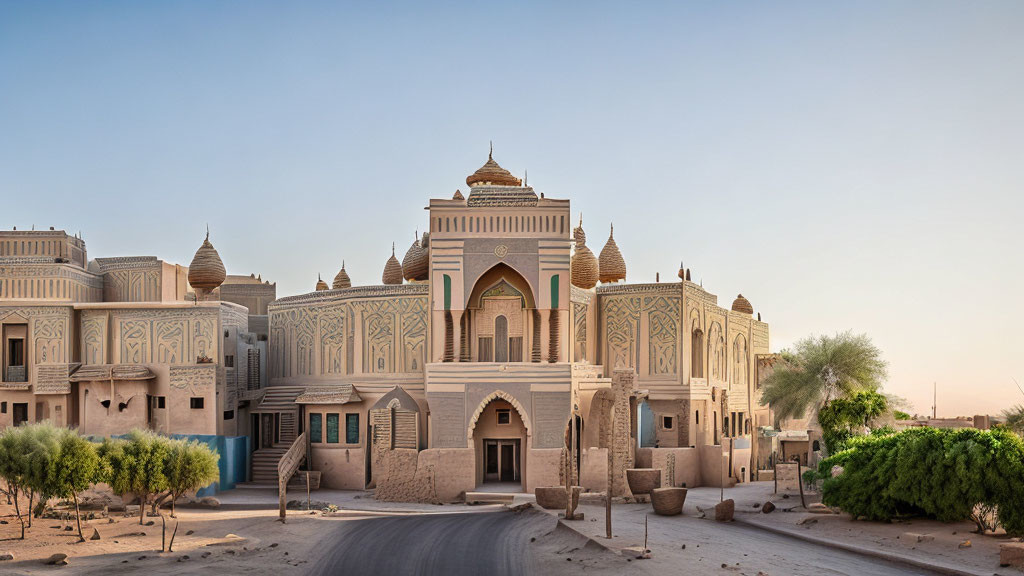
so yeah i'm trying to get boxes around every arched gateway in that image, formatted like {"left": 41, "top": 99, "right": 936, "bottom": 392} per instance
{"left": 467, "top": 390, "right": 531, "bottom": 490}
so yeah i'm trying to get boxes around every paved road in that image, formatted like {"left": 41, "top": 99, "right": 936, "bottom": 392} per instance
{"left": 306, "top": 509, "right": 946, "bottom": 576}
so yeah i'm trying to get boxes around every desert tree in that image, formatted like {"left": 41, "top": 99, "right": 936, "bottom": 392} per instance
{"left": 759, "top": 331, "right": 888, "bottom": 453}
{"left": 163, "top": 438, "right": 219, "bottom": 518}
{"left": 99, "top": 430, "right": 172, "bottom": 525}
{"left": 1003, "top": 405, "right": 1024, "bottom": 435}
{"left": 48, "top": 429, "right": 101, "bottom": 542}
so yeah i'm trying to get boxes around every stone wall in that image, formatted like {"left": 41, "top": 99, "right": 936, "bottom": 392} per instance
{"left": 373, "top": 447, "right": 475, "bottom": 503}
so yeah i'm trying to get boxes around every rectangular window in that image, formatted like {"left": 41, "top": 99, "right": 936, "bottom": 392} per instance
{"left": 326, "top": 413, "right": 340, "bottom": 443}
{"left": 223, "top": 410, "right": 234, "bottom": 420}
{"left": 310, "top": 413, "right": 322, "bottom": 443}
{"left": 152, "top": 396, "right": 166, "bottom": 409}
{"left": 224, "top": 355, "right": 234, "bottom": 368}
{"left": 345, "top": 414, "right": 359, "bottom": 444}
{"left": 1, "top": 402, "right": 6, "bottom": 414}
{"left": 190, "top": 397, "right": 205, "bottom": 409}
{"left": 663, "top": 416, "right": 674, "bottom": 430}
{"left": 496, "top": 409, "right": 511, "bottom": 425}
{"left": 509, "top": 337, "right": 523, "bottom": 362}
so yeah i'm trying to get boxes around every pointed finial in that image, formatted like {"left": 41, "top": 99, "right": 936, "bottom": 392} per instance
{"left": 579, "top": 213, "right": 583, "bottom": 228}
{"left": 318, "top": 273, "right": 322, "bottom": 281}
{"left": 342, "top": 259, "right": 346, "bottom": 269}
{"left": 610, "top": 223, "right": 614, "bottom": 237}
{"left": 489, "top": 140, "right": 493, "bottom": 159}
{"left": 524, "top": 169, "right": 527, "bottom": 187}
{"left": 392, "top": 242, "right": 395, "bottom": 255}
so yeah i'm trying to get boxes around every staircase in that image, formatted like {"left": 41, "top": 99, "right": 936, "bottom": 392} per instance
{"left": 251, "top": 446, "right": 289, "bottom": 484}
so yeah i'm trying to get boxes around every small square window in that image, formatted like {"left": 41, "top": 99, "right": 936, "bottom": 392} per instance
{"left": 223, "top": 410, "right": 234, "bottom": 420}
{"left": 496, "top": 409, "right": 511, "bottom": 425}
{"left": 190, "top": 397, "right": 205, "bottom": 409}
{"left": 663, "top": 416, "right": 674, "bottom": 430}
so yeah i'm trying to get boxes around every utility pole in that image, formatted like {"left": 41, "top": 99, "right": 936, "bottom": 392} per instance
{"left": 933, "top": 382, "right": 937, "bottom": 419}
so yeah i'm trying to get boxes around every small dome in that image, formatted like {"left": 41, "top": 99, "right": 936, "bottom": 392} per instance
{"left": 315, "top": 275, "right": 329, "bottom": 291}
{"left": 402, "top": 233, "right": 429, "bottom": 281}
{"left": 382, "top": 243, "right": 403, "bottom": 285}
{"left": 332, "top": 261, "right": 351, "bottom": 289}
{"left": 570, "top": 217, "right": 598, "bottom": 289}
{"left": 188, "top": 230, "right": 226, "bottom": 292}
{"left": 466, "top": 147, "right": 522, "bottom": 187}
{"left": 598, "top": 224, "right": 626, "bottom": 283}
{"left": 732, "top": 294, "right": 754, "bottom": 314}
{"left": 453, "top": 189, "right": 465, "bottom": 200}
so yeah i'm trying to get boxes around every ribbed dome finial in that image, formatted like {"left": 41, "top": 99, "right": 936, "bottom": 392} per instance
{"left": 315, "top": 274, "right": 329, "bottom": 291}
{"left": 466, "top": 145, "right": 522, "bottom": 187}
{"left": 570, "top": 215, "right": 598, "bottom": 289}
{"left": 402, "top": 230, "right": 429, "bottom": 281}
{"left": 732, "top": 294, "right": 754, "bottom": 314}
{"left": 332, "top": 260, "right": 351, "bottom": 289}
{"left": 188, "top": 228, "right": 226, "bottom": 300}
{"left": 598, "top": 223, "right": 626, "bottom": 283}
{"left": 382, "top": 242, "right": 404, "bottom": 285}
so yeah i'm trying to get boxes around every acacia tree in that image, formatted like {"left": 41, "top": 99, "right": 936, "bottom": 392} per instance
{"left": 22, "top": 423, "right": 61, "bottom": 529}
{"left": 48, "top": 429, "right": 101, "bottom": 542}
{"left": 1002, "top": 405, "right": 1024, "bottom": 435}
{"left": 759, "top": 331, "right": 888, "bottom": 454}
{"left": 164, "top": 439, "right": 219, "bottom": 518}
{"left": 99, "top": 430, "right": 172, "bottom": 525}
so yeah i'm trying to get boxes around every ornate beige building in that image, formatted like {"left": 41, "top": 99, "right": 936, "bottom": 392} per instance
{"left": 264, "top": 151, "right": 774, "bottom": 500}
{"left": 0, "top": 152, "right": 776, "bottom": 500}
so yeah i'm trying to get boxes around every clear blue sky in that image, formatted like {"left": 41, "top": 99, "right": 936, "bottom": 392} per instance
{"left": 2, "top": 1, "right": 1022, "bottom": 417}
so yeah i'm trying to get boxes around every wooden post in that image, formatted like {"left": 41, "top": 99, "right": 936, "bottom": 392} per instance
{"left": 564, "top": 416, "right": 573, "bottom": 520}
{"left": 720, "top": 441, "right": 725, "bottom": 503}
{"left": 606, "top": 407, "right": 613, "bottom": 539}
{"left": 306, "top": 471, "right": 311, "bottom": 511}
{"left": 797, "top": 461, "right": 807, "bottom": 509}
{"left": 279, "top": 476, "right": 287, "bottom": 523}
{"left": 773, "top": 462, "right": 778, "bottom": 494}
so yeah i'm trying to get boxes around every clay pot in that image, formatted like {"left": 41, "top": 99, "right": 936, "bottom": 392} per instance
{"left": 534, "top": 487, "right": 568, "bottom": 510}
{"left": 650, "top": 487, "right": 687, "bottom": 516}
{"left": 626, "top": 468, "right": 662, "bottom": 496}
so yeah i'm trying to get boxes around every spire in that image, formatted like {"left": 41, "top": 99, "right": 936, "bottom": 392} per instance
{"left": 332, "top": 260, "right": 351, "bottom": 289}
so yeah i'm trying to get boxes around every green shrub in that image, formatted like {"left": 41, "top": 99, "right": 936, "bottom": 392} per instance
{"left": 814, "top": 427, "right": 1024, "bottom": 535}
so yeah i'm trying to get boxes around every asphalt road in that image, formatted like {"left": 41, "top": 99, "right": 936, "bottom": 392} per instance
{"left": 305, "top": 509, "right": 946, "bottom": 576}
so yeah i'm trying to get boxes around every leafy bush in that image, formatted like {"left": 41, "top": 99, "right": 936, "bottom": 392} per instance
{"left": 817, "top": 390, "right": 888, "bottom": 453}
{"left": 813, "top": 427, "right": 1024, "bottom": 535}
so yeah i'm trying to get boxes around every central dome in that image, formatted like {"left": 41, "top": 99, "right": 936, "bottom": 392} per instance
{"left": 466, "top": 148, "right": 522, "bottom": 187}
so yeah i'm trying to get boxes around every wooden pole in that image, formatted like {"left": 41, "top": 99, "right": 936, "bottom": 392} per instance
{"left": 606, "top": 407, "right": 613, "bottom": 539}
{"left": 565, "top": 415, "right": 573, "bottom": 520}
{"left": 306, "top": 471, "right": 311, "bottom": 511}
{"left": 720, "top": 441, "right": 725, "bottom": 503}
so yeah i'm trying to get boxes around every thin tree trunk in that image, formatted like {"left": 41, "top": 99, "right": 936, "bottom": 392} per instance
{"left": 26, "top": 490, "right": 33, "bottom": 528}
{"left": 139, "top": 493, "right": 147, "bottom": 525}
{"left": 72, "top": 492, "right": 84, "bottom": 542}
{"left": 168, "top": 518, "right": 179, "bottom": 552}
{"left": 12, "top": 486, "right": 24, "bottom": 540}
{"left": 171, "top": 494, "right": 176, "bottom": 518}
{"left": 161, "top": 513, "right": 166, "bottom": 552}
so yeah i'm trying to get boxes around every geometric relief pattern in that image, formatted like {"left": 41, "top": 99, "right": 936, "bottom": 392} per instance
{"left": 400, "top": 298, "right": 427, "bottom": 373}
{"left": 32, "top": 315, "right": 67, "bottom": 364}
{"left": 604, "top": 296, "right": 641, "bottom": 370}
{"left": 108, "top": 310, "right": 217, "bottom": 365}
{"left": 82, "top": 312, "right": 106, "bottom": 365}
{"left": 319, "top": 306, "right": 345, "bottom": 375}
{"left": 646, "top": 296, "right": 678, "bottom": 376}
{"left": 120, "top": 320, "right": 150, "bottom": 364}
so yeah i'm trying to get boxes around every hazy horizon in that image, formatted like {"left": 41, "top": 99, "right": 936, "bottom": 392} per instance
{"left": 2, "top": 1, "right": 1022, "bottom": 417}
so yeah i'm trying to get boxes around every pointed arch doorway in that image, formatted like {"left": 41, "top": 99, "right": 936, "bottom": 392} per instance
{"left": 468, "top": 391, "right": 530, "bottom": 491}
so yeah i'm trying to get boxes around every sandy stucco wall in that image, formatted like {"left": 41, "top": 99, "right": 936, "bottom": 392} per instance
{"left": 525, "top": 448, "right": 562, "bottom": 492}
{"left": 698, "top": 444, "right": 735, "bottom": 488}
{"left": 649, "top": 447, "right": 702, "bottom": 488}
{"left": 579, "top": 447, "right": 608, "bottom": 492}
{"left": 418, "top": 448, "right": 474, "bottom": 501}
{"left": 311, "top": 446, "right": 366, "bottom": 490}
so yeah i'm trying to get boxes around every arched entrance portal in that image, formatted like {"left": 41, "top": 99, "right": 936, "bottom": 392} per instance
{"left": 468, "top": 392, "right": 529, "bottom": 491}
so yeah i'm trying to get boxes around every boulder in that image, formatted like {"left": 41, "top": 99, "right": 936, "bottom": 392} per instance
{"left": 1000, "top": 542, "right": 1024, "bottom": 568}
{"left": 761, "top": 501, "right": 776, "bottom": 514}
{"left": 199, "top": 497, "right": 221, "bottom": 508}
{"left": 714, "top": 499, "right": 735, "bottom": 522}
{"left": 0, "top": 553, "right": 14, "bottom": 561}
{"left": 90, "top": 528, "right": 101, "bottom": 541}
{"left": 44, "top": 553, "right": 68, "bottom": 566}
{"left": 900, "top": 532, "right": 934, "bottom": 544}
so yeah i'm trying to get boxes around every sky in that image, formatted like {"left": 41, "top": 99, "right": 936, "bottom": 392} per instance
{"left": 2, "top": 1, "right": 1022, "bottom": 417}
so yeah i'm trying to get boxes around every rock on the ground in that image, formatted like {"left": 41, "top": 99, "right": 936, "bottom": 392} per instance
{"left": 44, "top": 553, "right": 68, "bottom": 566}
{"left": 958, "top": 539, "right": 971, "bottom": 549}
{"left": 900, "top": 532, "right": 934, "bottom": 544}
{"left": 714, "top": 499, "right": 735, "bottom": 522}
{"left": 761, "top": 502, "right": 776, "bottom": 514}
{"left": 199, "top": 497, "right": 221, "bottom": 508}
{"left": 0, "top": 553, "right": 14, "bottom": 561}
{"left": 90, "top": 528, "right": 101, "bottom": 541}
{"left": 1000, "top": 542, "right": 1024, "bottom": 568}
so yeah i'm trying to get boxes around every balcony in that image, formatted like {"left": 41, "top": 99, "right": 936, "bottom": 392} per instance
{"left": 4, "top": 365, "right": 26, "bottom": 383}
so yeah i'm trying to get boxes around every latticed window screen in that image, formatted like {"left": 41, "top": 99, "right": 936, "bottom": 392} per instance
{"left": 509, "top": 337, "right": 523, "bottom": 362}
{"left": 309, "top": 413, "right": 322, "bottom": 443}
{"left": 478, "top": 337, "right": 493, "bottom": 362}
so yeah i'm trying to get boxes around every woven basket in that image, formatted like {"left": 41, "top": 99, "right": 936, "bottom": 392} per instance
{"left": 626, "top": 468, "right": 662, "bottom": 496}
{"left": 534, "top": 487, "right": 568, "bottom": 510}
{"left": 651, "top": 487, "right": 687, "bottom": 516}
